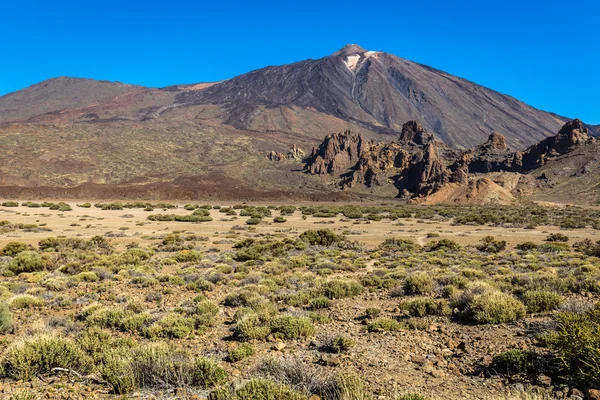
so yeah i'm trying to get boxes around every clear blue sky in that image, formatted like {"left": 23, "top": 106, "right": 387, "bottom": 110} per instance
{"left": 1, "top": 0, "right": 598, "bottom": 123}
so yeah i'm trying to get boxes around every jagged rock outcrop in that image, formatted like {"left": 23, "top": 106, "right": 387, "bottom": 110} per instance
{"left": 399, "top": 142, "right": 451, "bottom": 196}
{"left": 467, "top": 132, "right": 515, "bottom": 173}
{"left": 398, "top": 121, "right": 434, "bottom": 146}
{"left": 304, "top": 119, "right": 596, "bottom": 202}
{"left": 305, "top": 121, "right": 454, "bottom": 197}
{"left": 267, "top": 144, "right": 305, "bottom": 162}
{"left": 520, "top": 119, "right": 592, "bottom": 171}
{"left": 303, "top": 131, "right": 368, "bottom": 175}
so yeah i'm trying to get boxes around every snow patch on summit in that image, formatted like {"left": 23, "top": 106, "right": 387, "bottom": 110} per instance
{"left": 344, "top": 54, "right": 361, "bottom": 71}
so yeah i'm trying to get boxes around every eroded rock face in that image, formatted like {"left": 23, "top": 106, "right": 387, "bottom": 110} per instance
{"left": 303, "top": 131, "right": 368, "bottom": 175}
{"left": 304, "top": 119, "right": 594, "bottom": 201}
{"left": 267, "top": 144, "right": 306, "bottom": 162}
{"left": 467, "top": 132, "right": 515, "bottom": 173}
{"left": 399, "top": 142, "right": 451, "bottom": 196}
{"left": 399, "top": 121, "right": 434, "bottom": 145}
{"left": 305, "top": 122, "right": 453, "bottom": 197}
{"left": 520, "top": 119, "right": 591, "bottom": 171}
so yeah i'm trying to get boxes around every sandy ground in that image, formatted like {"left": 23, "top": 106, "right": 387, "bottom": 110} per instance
{"left": 1, "top": 201, "right": 599, "bottom": 250}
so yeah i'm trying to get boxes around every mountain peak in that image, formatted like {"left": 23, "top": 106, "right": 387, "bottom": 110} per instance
{"left": 333, "top": 44, "right": 367, "bottom": 57}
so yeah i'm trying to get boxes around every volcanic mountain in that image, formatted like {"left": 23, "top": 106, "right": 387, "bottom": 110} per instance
{"left": 175, "top": 44, "right": 567, "bottom": 149}
{"left": 0, "top": 45, "right": 594, "bottom": 201}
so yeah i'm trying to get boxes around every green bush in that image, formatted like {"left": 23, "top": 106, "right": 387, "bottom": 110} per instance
{"left": 235, "top": 379, "right": 304, "bottom": 400}
{"left": 546, "top": 233, "right": 569, "bottom": 242}
{"left": 545, "top": 304, "right": 600, "bottom": 386}
{"left": 227, "top": 343, "right": 255, "bottom": 362}
{"left": 397, "top": 394, "right": 429, "bottom": 400}
{"left": 246, "top": 217, "right": 262, "bottom": 225}
{"left": 492, "top": 349, "right": 539, "bottom": 376}
{"left": 320, "top": 280, "right": 363, "bottom": 299}
{"left": 522, "top": 290, "right": 563, "bottom": 313}
{"left": 475, "top": 236, "right": 506, "bottom": 253}
{"left": 1, "top": 334, "right": 91, "bottom": 380}
{"left": 273, "top": 216, "right": 287, "bottom": 223}
{"left": 142, "top": 313, "right": 195, "bottom": 339}
{"left": 235, "top": 314, "right": 271, "bottom": 341}
{"left": 299, "top": 229, "right": 342, "bottom": 246}
{"left": 9, "top": 295, "right": 45, "bottom": 310}
{"left": 270, "top": 316, "right": 315, "bottom": 340}
{"left": 0, "top": 302, "right": 13, "bottom": 333}
{"left": 403, "top": 272, "right": 434, "bottom": 295}
{"left": 427, "top": 239, "right": 461, "bottom": 252}
{"left": 324, "top": 336, "right": 355, "bottom": 353}
{"left": 102, "top": 343, "right": 227, "bottom": 394}
{"left": 8, "top": 251, "right": 45, "bottom": 274}
{"left": 399, "top": 298, "right": 451, "bottom": 317}
{"left": 2, "top": 242, "right": 29, "bottom": 257}
{"left": 367, "top": 318, "right": 402, "bottom": 332}
{"left": 174, "top": 250, "right": 203, "bottom": 263}
{"left": 465, "top": 290, "right": 526, "bottom": 324}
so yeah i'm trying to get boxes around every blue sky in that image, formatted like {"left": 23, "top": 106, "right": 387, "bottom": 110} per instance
{"left": 1, "top": 0, "right": 598, "bottom": 123}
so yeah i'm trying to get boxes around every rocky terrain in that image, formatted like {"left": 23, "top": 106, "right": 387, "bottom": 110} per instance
{"left": 1, "top": 45, "right": 596, "bottom": 203}
{"left": 303, "top": 119, "right": 598, "bottom": 204}
{"left": 0, "top": 201, "right": 598, "bottom": 399}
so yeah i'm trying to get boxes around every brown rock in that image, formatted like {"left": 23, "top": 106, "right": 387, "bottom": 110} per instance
{"left": 587, "top": 389, "right": 600, "bottom": 400}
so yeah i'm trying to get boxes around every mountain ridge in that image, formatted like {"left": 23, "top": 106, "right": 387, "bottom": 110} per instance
{"left": 0, "top": 44, "right": 596, "bottom": 202}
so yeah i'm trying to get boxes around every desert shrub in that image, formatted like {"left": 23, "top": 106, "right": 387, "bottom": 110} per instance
{"left": 546, "top": 233, "right": 569, "bottom": 242}
{"left": 2, "top": 242, "right": 29, "bottom": 257}
{"left": 299, "top": 229, "right": 342, "bottom": 246}
{"left": 270, "top": 316, "right": 315, "bottom": 340}
{"left": 142, "top": 313, "right": 195, "bottom": 339}
{"left": 174, "top": 250, "right": 203, "bottom": 263}
{"left": 273, "top": 216, "right": 287, "bottom": 223}
{"left": 235, "top": 379, "right": 304, "bottom": 400}
{"left": 7, "top": 391, "right": 38, "bottom": 400}
{"left": 1, "top": 334, "right": 91, "bottom": 380}
{"left": 367, "top": 318, "right": 402, "bottom": 332}
{"left": 522, "top": 290, "right": 563, "bottom": 313}
{"left": 397, "top": 394, "right": 429, "bottom": 400}
{"left": 227, "top": 343, "right": 255, "bottom": 362}
{"left": 233, "top": 238, "right": 303, "bottom": 262}
{"left": 9, "top": 295, "right": 45, "bottom": 309}
{"left": 463, "top": 290, "right": 526, "bottom": 324}
{"left": 399, "top": 298, "right": 451, "bottom": 317}
{"left": 426, "top": 239, "right": 461, "bottom": 252}
{"left": 319, "top": 279, "right": 363, "bottom": 299}
{"left": 492, "top": 349, "right": 541, "bottom": 376}
{"left": 379, "top": 238, "right": 419, "bottom": 252}
{"left": 516, "top": 242, "right": 538, "bottom": 251}
{"left": 8, "top": 251, "right": 45, "bottom": 274}
{"left": 331, "top": 372, "right": 371, "bottom": 400}
{"left": 475, "top": 236, "right": 507, "bottom": 253}
{"left": 192, "top": 357, "right": 229, "bottom": 388}
{"left": 0, "top": 302, "right": 13, "bottom": 333}
{"left": 234, "top": 314, "right": 271, "bottom": 341}
{"left": 403, "top": 272, "right": 434, "bottom": 295}
{"left": 364, "top": 307, "right": 381, "bottom": 319}
{"left": 246, "top": 217, "right": 262, "bottom": 225}
{"left": 545, "top": 304, "right": 600, "bottom": 386}
{"left": 308, "top": 296, "right": 332, "bottom": 310}
{"left": 322, "top": 335, "right": 355, "bottom": 353}
{"left": 77, "top": 203, "right": 92, "bottom": 208}
{"left": 103, "top": 343, "right": 227, "bottom": 394}
{"left": 101, "top": 351, "right": 136, "bottom": 394}
{"left": 2, "top": 201, "right": 19, "bottom": 207}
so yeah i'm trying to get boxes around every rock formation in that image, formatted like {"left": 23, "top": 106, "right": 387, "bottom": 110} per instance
{"left": 303, "top": 131, "right": 368, "bottom": 175}
{"left": 519, "top": 119, "right": 591, "bottom": 171}
{"left": 304, "top": 119, "right": 595, "bottom": 201}
{"left": 267, "top": 144, "right": 306, "bottom": 162}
